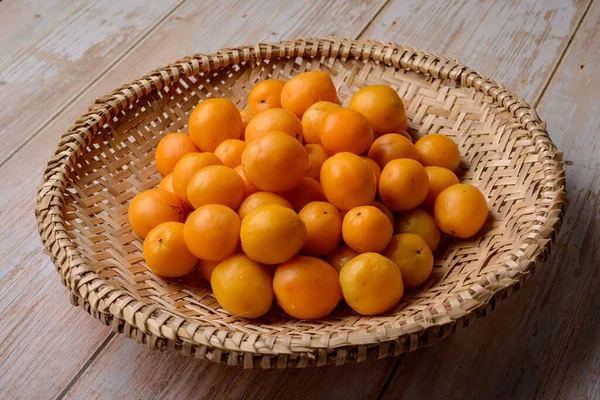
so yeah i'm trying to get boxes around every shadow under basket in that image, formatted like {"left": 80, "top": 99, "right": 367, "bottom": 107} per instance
{"left": 36, "top": 38, "right": 566, "bottom": 368}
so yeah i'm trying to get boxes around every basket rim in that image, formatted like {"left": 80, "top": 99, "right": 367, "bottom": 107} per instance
{"left": 35, "top": 37, "right": 565, "bottom": 366}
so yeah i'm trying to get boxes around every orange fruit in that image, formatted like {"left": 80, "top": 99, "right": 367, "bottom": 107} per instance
{"left": 383, "top": 233, "right": 433, "bottom": 289}
{"left": 319, "top": 107, "right": 374, "bottom": 155}
{"left": 240, "top": 109, "right": 256, "bottom": 138}
{"left": 339, "top": 253, "right": 403, "bottom": 315}
{"left": 305, "top": 144, "right": 329, "bottom": 181}
{"left": 155, "top": 132, "right": 199, "bottom": 176}
{"left": 273, "top": 255, "right": 342, "bottom": 319}
{"left": 434, "top": 183, "right": 488, "bottom": 238}
{"left": 396, "top": 130, "right": 413, "bottom": 143}
{"left": 247, "top": 79, "right": 285, "bottom": 112}
{"left": 198, "top": 259, "right": 220, "bottom": 282}
{"left": 423, "top": 166, "right": 459, "bottom": 210}
{"left": 172, "top": 152, "right": 222, "bottom": 203}
{"left": 302, "top": 101, "right": 341, "bottom": 144}
{"left": 324, "top": 245, "right": 358, "bottom": 273}
{"left": 183, "top": 204, "right": 240, "bottom": 261}
{"left": 395, "top": 209, "right": 441, "bottom": 251}
{"left": 237, "top": 192, "right": 293, "bottom": 220}
{"left": 158, "top": 173, "right": 175, "bottom": 194}
{"left": 187, "top": 165, "right": 245, "bottom": 210}
{"left": 234, "top": 165, "right": 259, "bottom": 199}
{"left": 214, "top": 139, "right": 246, "bottom": 168}
{"left": 211, "top": 254, "right": 273, "bottom": 318}
{"left": 128, "top": 188, "right": 186, "bottom": 238}
{"left": 279, "top": 177, "right": 326, "bottom": 212}
{"left": 320, "top": 152, "right": 376, "bottom": 211}
{"left": 349, "top": 85, "right": 407, "bottom": 136}
{"left": 241, "top": 131, "right": 309, "bottom": 192}
{"left": 298, "top": 201, "right": 342, "bottom": 257}
{"left": 280, "top": 71, "right": 337, "bottom": 118}
{"left": 379, "top": 158, "right": 429, "bottom": 212}
{"left": 143, "top": 221, "right": 197, "bottom": 278}
{"left": 188, "top": 98, "right": 243, "bottom": 152}
{"left": 367, "top": 133, "right": 419, "bottom": 169}
{"left": 342, "top": 206, "right": 393, "bottom": 253}
{"left": 240, "top": 204, "right": 307, "bottom": 264}
{"left": 371, "top": 200, "right": 394, "bottom": 226}
{"left": 245, "top": 108, "right": 303, "bottom": 143}
{"left": 415, "top": 134, "right": 461, "bottom": 171}
{"left": 361, "top": 156, "right": 381, "bottom": 187}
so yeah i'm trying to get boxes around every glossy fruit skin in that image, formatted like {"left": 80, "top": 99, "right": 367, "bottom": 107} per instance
{"left": 143, "top": 222, "right": 197, "bottom": 278}
{"left": 128, "top": 188, "right": 186, "bottom": 238}
{"left": 339, "top": 252, "right": 403, "bottom": 315}
{"left": 361, "top": 156, "right": 381, "bottom": 187}
{"left": 240, "top": 205, "right": 307, "bottom": 264}
{"left": 245, "top": 108, "right": 303, "bottom": 143}
{"left": 183, "top": 204, "right": 240, "bottom": 261}
{"left": 158, "top": 173, "right": 176, "bottom": 194}
{"left": 279, "top": 177, "right": 326, "bottom": 212}
{"left": 234, "top": 165, "right": 259, "bottom": 199}
{"left": 367, "top": 133, "right": 419, "bottom": 169}
{"left": 304, "top": 144, "right": 329, "bottom": 181}
{"left": 198, "top": 259, "right": 219, "bottom": 281}
{"left": 273, "top": 255, "right": 342, "bottom": 320}
{"left": 383, "top": 233, "right": 433, "bottom": 289}
{"left": 349, "top": 85, "right": 407, "bottom": 136}
{"left": 172, "top": 152, "right": 222, "bottom": 204}
{"left": 211, "top": 254, "right": 273, "bottom": 318}
{"left": 155, "top": 132, "right": 199, "bottom": 176}
{"left": 280, "top": 71, "right": 338, "bottom": 118}
{"left": 379, "top": 158, "right": 429, "bottom": 212}
{"left": 241, "top": 131, "right": 309, "bottom": 192}
{"left": 237, "top": 192, "right": 293, "bottom": 220}
{"left": 371, "top": 201, "right": 395, "bottom": 227}
{"left": 302, "top": 101, "right": 341, "bottom": 144}
{"left": 342, "top": 206, "right": 393, "bottom": 253}
{"left": 187, "top": 165, "right": 245, "bottom": 210}
{"left": 240, "top": 109, "right": 256, "bottom": 138}
{"left": 248, "top": 79, "right": 285, "bottom": 112}
{"left": 299, "top": 201, "right": 342, "bottom": 257}
{"left": 423, "top": 166, "right": 459, "bottom": 210}
{"left": 324, "top": 245, "right": 358, "bottom": 273}
{"left": 214, "top": 139, "right": 246, "bottom": 168}
{"left": 434, "top": 183, "right": 488, "bottom": 238}
{"left": 319, "top": 108, "right": 374, "bottom": 155}
{"left": 395, "top": 209, "right": 441, "bottom": 251}
{"left": 188, "top": 98, "right": 243, "bottom": 152}
{"left": 395, "top": 130, "right": 413, "bottom": 143}
{"left": 320, "top": 152, "right": 376, "bottom": 211}
{"left": 415, "top": 134, "right": 461, "bottom": 171}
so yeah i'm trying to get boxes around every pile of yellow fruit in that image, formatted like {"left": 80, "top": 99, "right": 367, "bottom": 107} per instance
{"left": 128, "top": 71, "right": 488, "bottom": 319}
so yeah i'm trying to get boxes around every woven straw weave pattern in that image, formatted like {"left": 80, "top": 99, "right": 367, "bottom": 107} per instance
{"left": 36, "top": 38, "right": 565, "bottom": 368}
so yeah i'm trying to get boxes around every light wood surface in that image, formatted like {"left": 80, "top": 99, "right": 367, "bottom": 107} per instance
{"left": 0, "top": 0, "right": 598, "bottom": 399}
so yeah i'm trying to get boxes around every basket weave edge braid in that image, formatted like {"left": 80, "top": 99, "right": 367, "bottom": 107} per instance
{"left": 35, "top": 38, "right": 566, "bottom": 368}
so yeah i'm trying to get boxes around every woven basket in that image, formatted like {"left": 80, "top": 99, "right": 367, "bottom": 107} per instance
{"left": 36, "top": 38, "right": 566, "bottom": 368}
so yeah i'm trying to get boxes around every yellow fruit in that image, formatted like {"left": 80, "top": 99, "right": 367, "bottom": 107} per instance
{"left": 434, "top": 183, "right": 488, "bottom": 238}
{"left": 383, "top": 233, "right": 433, "bottom": 289}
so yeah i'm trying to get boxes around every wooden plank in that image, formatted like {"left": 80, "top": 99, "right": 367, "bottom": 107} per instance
{"left": 380, "top": 2, "right": 600, "bottom": 399}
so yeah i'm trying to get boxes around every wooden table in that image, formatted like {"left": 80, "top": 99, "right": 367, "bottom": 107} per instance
{"left": 1, "top": 0, "right": 598, "bottom": 398}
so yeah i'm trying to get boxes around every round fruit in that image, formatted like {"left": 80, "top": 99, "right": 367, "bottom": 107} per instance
{"left": 237, "top": 192, "right": 293, "bottom": 220}
{"left": 320, "top": 152, "right": 376, "bottom": 211}
{"left": 342, "top": 206, "right": 393, "bottom": 253}
{"left": 415, "top": 134, "right": 461, "bottom": 171}
{"left": 302, "top": 101, "right": 341, "bottom": 144}
{"left": 379, "top": 158, "right": 429, "bottom": 212}
{"left": 211, "top": 254, "right": 273, "bottom": 318}
{"left": 187, "top": 165, "right": 245, "bottom": 210}
{"left": 143, "top": 221, "right": 197, "bottom": 277}
{"left": 305, "top": 144, "right": 329, "bottom": 181}
{"left": 242, "top": 131, "right": 309, "bottom": 192}
{"left": 371, "top": 201, "right": 394, "bottom": 226}
{"left": 349, "top": 85, "right": 407, "bottom": 136}
{"left": 158, "top": 173, "right": 175, "bottom": 194}
{"left": 155, "top": 132, "right": 199, "bottom": 176}
{"left": 247, "top": 79, "right": 285, "bottom": 112}
{"left": 279, "top": 177, "right": 326, "bottom": 212}
{"left": 299, "top": 201, "right": 342, "bottom": 256}
{"left": 183, "top": 204, "right": 240, "bottom": 261}
{"left": 434, "top": 183, "right": 488, "bottom": 238}
{"left": 198, "top": 258, "right": 219, "bottom": 282}
{"left": 383, "top": 233, "right": 433, "bottom": 289}
{"left": 273, "top": 255, "right": 342, "bottom": 319}
{"left": 214, "top": 139, "right": 246, "bottom": 168}
{"left": 280, "top": 71, "right": 337, "bottom": 118}
{"left": 128, "top": 188, "right": 186, "bottom": 238}
{"left": 240, "top": 204, "right": 307, "bottom": 264}
{"left": 361, "top": 156, "right": 381, "bottom": 187}
{"left": 172, "top": 152, "right": 222, "bottom": 203}
{"left": 188, "top": 98, "right": 243, "bottom": 152}
{"left": 234, "top": 165, "right": 259, "bottom": 199}
{"left": 339, "top": 253, "right": 403, "bottom": 315}
{"left": 367, "top": 133, "right": 419, "bottom": 169}
{"left": 396, "top": 130, "right": 413, "bottom": 142}
{"left": 240, "top": 109, "right": 256, "bottom": 139}
{"left": 395, "top": 209, "right": 441, "bottom": 251}
{"left": 319, "top": 108, "right": 374, "bottom": 155}
{"left": 423, "top": 166, "right": 459, "bottom": 210}
{"left": 245, "top": 108, "right": 303, "bottom": 143}
{"left": 324, "top": 245, "right": 358, "bottom": 273}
